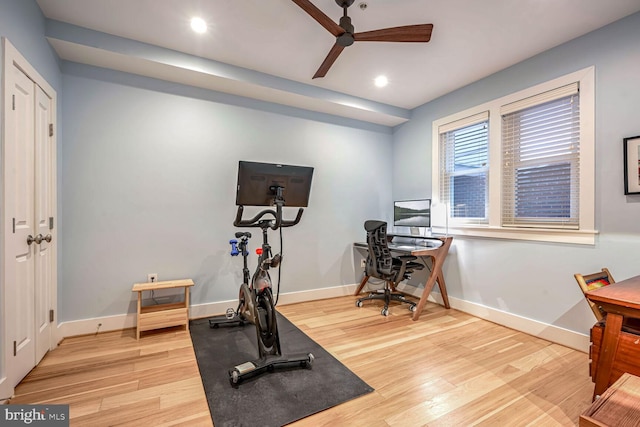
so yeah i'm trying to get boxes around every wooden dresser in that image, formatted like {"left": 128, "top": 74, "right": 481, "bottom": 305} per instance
{"left": 586, "top": 274, "right": 640, "bottom": 398}
{"left": 580, "top": 373, "right": 640, "bottom": 426}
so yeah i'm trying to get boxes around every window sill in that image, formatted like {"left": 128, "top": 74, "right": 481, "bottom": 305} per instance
{"left": 432, "top": 225, "right": 598, "bottom": 245}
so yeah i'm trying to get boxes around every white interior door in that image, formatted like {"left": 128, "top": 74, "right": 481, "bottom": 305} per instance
{"left": 34, "top": 85, "right": 53, "bottom": 363}
{"left": 1, "top": 39, "right": 57, "bottom": 396}
{"left": 5, "top": 60, "right": 37, "bottom": 386}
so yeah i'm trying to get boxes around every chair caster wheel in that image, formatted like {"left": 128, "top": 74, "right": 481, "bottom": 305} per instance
{"left": 356, "top": 300, "right": 363, "bottom": 307}
{"left": 381, "top": 308, "right": 389, "bottom": 316}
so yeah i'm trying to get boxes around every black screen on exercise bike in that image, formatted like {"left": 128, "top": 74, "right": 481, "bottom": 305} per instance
{"left": 235, "top": 161, "right": 314, "bottom": 207}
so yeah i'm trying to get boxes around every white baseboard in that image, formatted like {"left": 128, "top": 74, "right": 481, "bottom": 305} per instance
{"left": 56, "top": 284, "right": 360, "bottom": 339}
{"left": 55, "top": 282, "right": 589, "bottom": 353}
{"left": 56, "top": 313, "right": 136, "bottom": 341}
{"left": 189, "top": 283, "right": 360, "bottom": 319}
{"left": 450, "top": 297, "right": 590, "bottom": 353}
{"left": 395, "top": 283, "right": 590, "bottom": 353}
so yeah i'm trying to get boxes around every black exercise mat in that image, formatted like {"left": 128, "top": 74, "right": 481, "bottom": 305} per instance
{"left": 189, "top": 313, "right": 374, "bottom": 427}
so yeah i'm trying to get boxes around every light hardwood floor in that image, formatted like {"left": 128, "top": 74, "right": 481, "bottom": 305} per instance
{"left": 10, "top": 296, "right": 594, "bottom": 426}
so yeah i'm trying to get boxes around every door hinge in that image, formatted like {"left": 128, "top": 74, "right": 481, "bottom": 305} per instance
{"left": 49, "top": 309, "right": 54, "bottom": 323}
{"left": 13, "top": 218, "right": 16, "bottom": 233}
{"left": 12, "top": 94, "right": 15, "bottom": 110}
{"left": 49, "top": 123, "right": 54, "bottom": 137}
{"left": 49, "top": 217, "right": 54, "bottom": 230}
{"left": 13, "top": 341, "right": 17, "bottom": 356}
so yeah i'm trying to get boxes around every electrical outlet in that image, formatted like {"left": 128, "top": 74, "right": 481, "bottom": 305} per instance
{"left": 147, "top": 273, "right": 158, "bottom": 283}
{"left": 360, "top": 259, "right": 366, "bottom": 268}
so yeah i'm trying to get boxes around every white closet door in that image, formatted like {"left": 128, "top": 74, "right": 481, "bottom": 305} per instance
{"left": 5, "top": 62, "right": 37, "bottom": 386}
{"left": 34, "top": 84, "right": 53, "bottom": 363}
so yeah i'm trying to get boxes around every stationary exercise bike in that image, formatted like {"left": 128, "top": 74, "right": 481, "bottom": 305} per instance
{"left": 210, "top": 188, "right": 314, "bottom": 385}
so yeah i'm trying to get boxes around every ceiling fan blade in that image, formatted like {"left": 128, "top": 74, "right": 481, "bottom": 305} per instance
{"left": 354, "top": 24, "right": 433, "bottom": 42}
{"left": 291, "top": 0, "right": 344, "bottom": 37}
{"left": 313, "top": 43, "right": 345, "bottom": 79}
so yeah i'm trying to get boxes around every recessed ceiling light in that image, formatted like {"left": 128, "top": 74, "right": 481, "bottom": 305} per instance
{"left": 190, "top": 17, "right": 207, "bottom": 34}
{"left": 374, "top": 75, "right": 388, "bottom": 88}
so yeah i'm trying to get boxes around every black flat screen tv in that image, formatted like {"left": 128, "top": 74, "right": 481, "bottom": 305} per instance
{"left": 393, "top": 199, "right": 431, "bottom": 228}
{"left": 235, "top": 161, "right": 314, "bottom": 207}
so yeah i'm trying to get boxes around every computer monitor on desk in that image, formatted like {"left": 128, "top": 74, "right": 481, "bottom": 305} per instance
{"left": 393, "top": 199, "right": 431, "bottom": 236}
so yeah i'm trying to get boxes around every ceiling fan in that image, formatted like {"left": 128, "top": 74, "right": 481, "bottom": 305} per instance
{"left": 292, "top": 0, "right": 433, "bottom": 79}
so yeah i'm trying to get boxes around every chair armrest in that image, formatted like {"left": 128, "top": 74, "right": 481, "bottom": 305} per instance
{"left": 392, "top": 255, "right": 416, "bottom": 282}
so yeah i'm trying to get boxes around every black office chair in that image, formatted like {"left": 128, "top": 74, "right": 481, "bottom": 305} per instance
{"left": 356, "top": 220, "right": 424, "bottom": 316}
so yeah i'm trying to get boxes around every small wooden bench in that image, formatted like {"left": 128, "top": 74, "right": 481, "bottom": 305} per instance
{"left": 132, "top": 279, "right": 194, "bottom": 339}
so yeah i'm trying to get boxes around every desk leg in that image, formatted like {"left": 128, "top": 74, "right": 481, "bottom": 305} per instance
{"left": 354, "top": 275, "right": 370, "bottom": 296}
{"left": 593, "top": 313, "right": 623, "bottom": 400}
{"left": 412, "top": 265, "right": 439, "bottom": 321}
{"left": 412, "top": 237, "right": 452, "bottom": 321}
{"left": 436, "top": 271, "right": 451, "bottom": 309}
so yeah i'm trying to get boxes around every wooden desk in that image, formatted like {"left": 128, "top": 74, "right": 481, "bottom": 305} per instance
{"left": 354, "top": 236, "right": 453, "bottom": 320}
{"left": 586, "top": 274, "right": 640, "bottom": 399}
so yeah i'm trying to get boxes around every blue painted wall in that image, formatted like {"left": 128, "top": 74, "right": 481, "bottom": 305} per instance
{"left": 59, "top": 64, "right": 393, "bottom": 321}
{"left": 393, "top": 12, "right": 640, "bottom": 334}
{"left": 0, "top": 0, "right": 61, "bottom": 84}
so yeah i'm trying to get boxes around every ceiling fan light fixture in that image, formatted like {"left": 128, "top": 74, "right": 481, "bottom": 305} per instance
{"left": 292, "top": 0, "right": 433, "bottom": 78}
{"left": 190, "top": 17, "right": 207, "bottom": 34}
{"left": 374, "top": 75, "right": 388, "bottom": 88}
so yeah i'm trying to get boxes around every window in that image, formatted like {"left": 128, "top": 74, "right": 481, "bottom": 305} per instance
{"left": 502, "top": 83, "right": 580, "bottom": 228}
{"left": 432, "top": 68, "right": 595, "bottom": 244}
{"left": 439, "top": 112, "right": 489, "bottom": 223}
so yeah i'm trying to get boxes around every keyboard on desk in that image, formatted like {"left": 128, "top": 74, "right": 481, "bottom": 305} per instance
{"left": 387, "top": 241, "right": 441, "bottom": 252}
{"left": 387, "top": 243, "right": 418, "bottom": 251}
{"left": 354, "top": 238, "right": 443, "bottom": 252}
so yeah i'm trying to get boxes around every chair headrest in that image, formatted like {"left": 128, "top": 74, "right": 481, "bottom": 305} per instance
{"left": 364, "top": 220, "right": 386, "bottom": 232}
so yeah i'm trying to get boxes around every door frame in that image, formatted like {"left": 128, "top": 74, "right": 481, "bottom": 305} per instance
{"left": 1, "top": 38, "right": 58, "bottom": 399}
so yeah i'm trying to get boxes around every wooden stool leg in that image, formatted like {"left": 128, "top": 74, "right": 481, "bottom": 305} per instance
{"left": 136, "top": 291, "right": 142, "bottom": 340}
{"left": 185, "top": 286, "right": 190, "bottom": 332}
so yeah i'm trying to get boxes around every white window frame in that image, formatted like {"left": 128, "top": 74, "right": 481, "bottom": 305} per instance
{"left": 439, "top": 112, "right": 490, "bottom": 225}
{"left": 431, "top": 67, "right": 596, "bottom": 245}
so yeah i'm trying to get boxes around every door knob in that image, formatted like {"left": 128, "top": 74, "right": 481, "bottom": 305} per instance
{"left": 27, "top": 235, "right": 35, "bottom": 245}
{"left": 43, "top": 234, "right": 52, "bottom": 243}
{"left": 34, "top": 234, "right": 43, "bottom": 244}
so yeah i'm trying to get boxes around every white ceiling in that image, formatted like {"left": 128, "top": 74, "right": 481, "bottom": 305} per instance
{"left": 36, "top": 0, "right": 640, "bottom": 126}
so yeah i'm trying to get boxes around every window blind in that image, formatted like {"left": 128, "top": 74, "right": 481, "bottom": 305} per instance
{"left": 501, "top": 88, "right": 580, "bottom": 228}
{"left": 439, "top": 112, "right": 489, "bottom": 223}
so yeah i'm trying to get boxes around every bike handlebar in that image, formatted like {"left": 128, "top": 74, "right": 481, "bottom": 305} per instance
{"left": 233, "top": 205, "right": 304, "bottom": 230}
